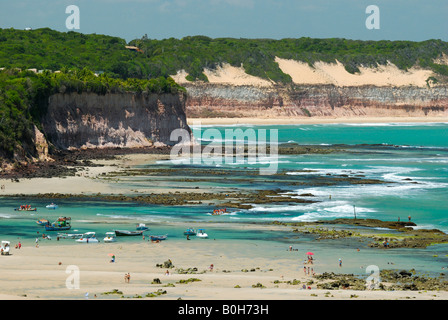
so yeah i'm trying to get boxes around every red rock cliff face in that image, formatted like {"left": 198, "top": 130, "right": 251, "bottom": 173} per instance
{"left": 42, "top": 92, "right": 190, "bottom": 149}
{"left": 184, "top": 83, "right": 448, "bottom": 118}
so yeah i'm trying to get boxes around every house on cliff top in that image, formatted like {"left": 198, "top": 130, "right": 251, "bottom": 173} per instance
{"left": 125, "top": 46, "right": 142, "bottom": 53}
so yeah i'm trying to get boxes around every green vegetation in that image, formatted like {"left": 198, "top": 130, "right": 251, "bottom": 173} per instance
{"left": 1, "top": 27, "right": 448, "bottom": 158}
{"left": 2, "top": 28, "right": 448, "bottom": 84}
{"left": 0, "top": 67, "right": 184, "bottom": 158}
{"left": 176, "top": 278, "right": 202, "bottom": 284}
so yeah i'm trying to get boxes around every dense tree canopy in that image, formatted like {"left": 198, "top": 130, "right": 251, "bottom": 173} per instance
{"left": 1, "top": 28, "right": 448, "bottom": 83}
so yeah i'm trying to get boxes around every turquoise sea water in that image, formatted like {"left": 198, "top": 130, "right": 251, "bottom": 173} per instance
{"left": 1, "top": 122, "right": 448, "bottom": 276}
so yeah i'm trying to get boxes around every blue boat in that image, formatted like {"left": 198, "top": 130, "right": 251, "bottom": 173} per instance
{"left": 45, "top": 217, "right": 71, "bottom": 231}
{"left": 150, "top": 234, "right": 167, "bottom": 241}
{"left": 36, "top": 219, "right": 50, "bottom": 226}
{"left": 183, "top": 228, "right": 196, "bottom": 236}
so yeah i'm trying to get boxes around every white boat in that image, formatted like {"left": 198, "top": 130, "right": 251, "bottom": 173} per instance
{"left": 136, "top": 223, "right": 149, "bottom": 231}
{"left": 0, "top": 241, "right": 10, "bottom": 255}
{"left": 103, "top": 232, "right": 117, "bottom": 243}
{"left": 75, "top": 232, "right": 99, "bottom": 243}
{"left": 57, "top": 233, "right": 83, "bottom": 239}
{"left": 46, "top": 203, "right": 58, "bottom": 210}
{"left": 197, "top": 229, "right": 208, "bottom": 238}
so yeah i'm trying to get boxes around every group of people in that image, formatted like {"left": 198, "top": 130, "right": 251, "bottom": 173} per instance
{"left": 303, "top": 266, "right": 315, "bottom": 275}
{"left": 124, "top": 273, "right": 131, "bottom": 283}
{"left": 212, "top": 208, "right": 227, "bottom": 215}
{"left": 18, "top": 205, "right": 33, "bottom": 210}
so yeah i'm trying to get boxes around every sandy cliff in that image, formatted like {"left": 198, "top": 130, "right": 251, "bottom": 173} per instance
{"left": 172, "top": 60, "right": 448, "bottom": 119}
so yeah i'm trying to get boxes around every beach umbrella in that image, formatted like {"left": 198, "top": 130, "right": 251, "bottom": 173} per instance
{"left": 306, "top": 252, "right": 314, "bottom": 256}
{"left": 108, "top": 253, "right": 115, "bottom": 256}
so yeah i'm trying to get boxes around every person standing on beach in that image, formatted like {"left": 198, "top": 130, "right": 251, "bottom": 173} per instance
{"left": 408, "top": 215, "right": 411, "bottom": 222}
{"left": 339, "top": 258, "right": 342, "bottom": 267}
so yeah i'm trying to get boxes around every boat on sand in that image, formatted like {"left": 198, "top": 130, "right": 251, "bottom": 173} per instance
{"left": 1, "top": 241, "right": 10, "bottom": 255}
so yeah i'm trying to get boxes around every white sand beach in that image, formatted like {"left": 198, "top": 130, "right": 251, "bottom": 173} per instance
{"left": 0, "top": 153, "right": 177, "bottom": 196}
{"left": 1, "top": 231, "right": 447, "bottom": 300}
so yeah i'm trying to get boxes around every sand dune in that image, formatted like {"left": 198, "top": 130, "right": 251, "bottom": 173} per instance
{"left": 172, "top": 64, "right": 273, "bottom": 87}
{"left": 275, "top": 57, "right": 434, "bottom": 87}
{"left": 203, "top": 63, "right": 273, "bottom": 87}
{"left": 172, "top": 58, "right": 434, "bottom": 88}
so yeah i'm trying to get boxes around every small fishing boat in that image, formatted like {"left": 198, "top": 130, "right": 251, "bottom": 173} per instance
{"left": 46, "top": 203, "right": 58, "bottom": 210}
{"left": 14, "top": 205, "right": 37, "bottom": 212}
{"left": 45, "top": 217, "right": 71, "bottom": 231}
{"left": 114, "top": 230, "right": 144, "bottom": 237}
{"left": 196, "top": 229, "right": 208, "bottom": 238}
{"left": 36, "top": 219, "right": 50, "bottom": 226}
{"left": 76, "top": 232, "right": 99, "bottom": 243}
{"left": 150, "top": 234, "right": 168, "bottom": 241}
{"left": 183, "top": 228, "right": 196, "bottom": 236}
{"left": 136, "top": 223, "right": 149, "bottom": 231}
{"left": 104, "top": 232, "right": 117, "bottom": 243}
{"left": 211, "top": 208, "right": 227, "bottom": 215}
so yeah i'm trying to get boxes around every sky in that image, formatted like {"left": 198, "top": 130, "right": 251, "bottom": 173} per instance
{"left": 0, "top": 0, "right": 447, "bottom": 42}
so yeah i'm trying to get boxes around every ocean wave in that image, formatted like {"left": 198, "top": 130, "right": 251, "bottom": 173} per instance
{"left": 247, "top": 204, "right": 312, "bottom": 213}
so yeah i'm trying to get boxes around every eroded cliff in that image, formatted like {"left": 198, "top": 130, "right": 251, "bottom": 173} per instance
{"left": 42, "top": 91, "right": 190, "bottom": 150}
{"left": 184, "top": 83, "right": 448, "bottom": 118}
